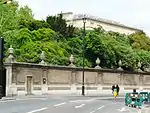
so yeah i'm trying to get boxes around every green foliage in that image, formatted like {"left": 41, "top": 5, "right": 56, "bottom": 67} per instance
{"left": 3, "top": 28, "right": 32, "bottom": 49}
{"left": 85, "top": 28, "right": 150, "bottom": 70}
{"left": 46, "top": 13, "right": 76, "bottom": 38}
{"left": 31, "top": 28, "right": 57, "bottom": 41}
{"left": 17, "top": 5, "right": 34, "bottom": 29}
{"left": 85, "top": 30, "right": 116, "bottom": 68}
{"left": 28, "top": 20, "right": 50, "bottom": 31}
{"left": 15, "top": 41, "right": 41, "bottom": 63}
{"left": 136, "top": 50, "right": 150, "bottom": 67}
{"left": 129, "top": 31, "right": 150, "bottom": 51}
{"left": 0, "top": 1, "right": 19, "bottom": 35}
{"left": 2, "top": 2, "right": 150, "bottom": 70}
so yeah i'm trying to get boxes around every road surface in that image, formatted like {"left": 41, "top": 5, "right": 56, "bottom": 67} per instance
{"left": 0, "top": 96, "right": 147, "bottom": 113}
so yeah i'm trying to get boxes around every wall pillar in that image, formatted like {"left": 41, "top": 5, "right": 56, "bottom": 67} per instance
{"left": 41, "top": 70, "right": 48, "bottom": 95}
{"left": 42, "top": 84, "right": 48, "bottom": 95}
{"left": 71, "top": 70, "right": 77, "bottom": 94}
{"left": 97, "top": 72, "right": 103, "bottom": 94}
{"left": 119, "top": 72, "right": 124, "bottom": 94}
{"left": 138, "top": 73, "right": 143, "bottom": 91}
{"left": 5, "top": 63, "right": 17, "bottom": 96}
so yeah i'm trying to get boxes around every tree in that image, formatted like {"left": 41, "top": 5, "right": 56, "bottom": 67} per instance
{"left": 85, "top": 29, "right": 142, "bottom": 70}
{"left": 17, "top": 5, "right": 34, "bottom": 29}
{"left": 129, "top": 31, "right": 150, "bottom": 51}
{"left": 2, "top": 1, "right": 150, "bottom": 70}
{"left": 85, "top": 30, "right": 117, "bottom": 68}
{"left": 3, "top": 28, "right": 32, "bottom": 49}
{"left": 136, "top": 50, "right": 150, "bottom": 69}
{"left": 31, "top": 28, "right": 58, "bottom": 42}
{"left": 0, "top": 0, "right": 19, "bottom": 35}
{"left": 15, "top": 40, "right": 70, "bottom": 65}
{"left": 46, "top": 13, "right": 76, "bottom": 38}
{"left": 28, "top": 20, "right": 50, "bottom": 31}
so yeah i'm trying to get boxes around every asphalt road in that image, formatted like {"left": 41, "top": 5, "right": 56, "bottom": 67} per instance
{"left": 0, "top": 96, "right": 147, "bottom": 113}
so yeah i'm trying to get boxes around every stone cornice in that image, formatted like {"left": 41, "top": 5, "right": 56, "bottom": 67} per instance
{"left": 4, "top": 62, "right": 150, "bottom": 75}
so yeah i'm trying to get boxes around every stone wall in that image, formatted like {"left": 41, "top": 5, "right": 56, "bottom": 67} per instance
{"left": 4, "top": 62, "right": 150, "bottom": 96}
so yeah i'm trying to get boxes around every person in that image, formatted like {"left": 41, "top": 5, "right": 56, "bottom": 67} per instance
{"left": 116, "top": 84, "right": 120, "bottom": 95}
{"left": 113, "top": 88, "right": 118, "bottom": 99}
{"left": 112, "top": 84, "right": 118, "bottom": 101}
{"left": 112, "top": 85, "right": 115, "bottom": 94}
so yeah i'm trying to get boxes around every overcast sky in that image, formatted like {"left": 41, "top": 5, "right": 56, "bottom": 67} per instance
{"left": 17, "top": 0, "right": 150, "bottom": 35}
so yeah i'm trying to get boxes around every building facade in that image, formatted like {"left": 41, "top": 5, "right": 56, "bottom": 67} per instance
{"left": 61, "top": 12, "right": 142, "bottom": 34}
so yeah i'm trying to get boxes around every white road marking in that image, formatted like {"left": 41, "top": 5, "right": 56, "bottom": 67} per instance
{"left": 70, "top": 100, "right": 82, "bottom": 103}
{"left": 54, "top": 102, "right": 67, "bottom": 107}
{"left": 118, "top": 107, "right": 126, "bottom": 112}
{"left": 27, "top": 107, "right": 48, "bottom": 113}
{"left": 75, "top": 104, "right": 85, "bottom": 108}
{"left": 89, "top": 110, "right": 97, "bottom": 113}
{"left": 90, "top": 105, "right": 105, "bottom": 113}
{"left": 70, "top": 98, "right": 95, "bottom": 103}
{"left": 97, "top": 105, "right": 105, "bottom": 110}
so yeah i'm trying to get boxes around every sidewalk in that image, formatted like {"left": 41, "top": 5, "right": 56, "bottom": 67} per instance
{"left": 0, "top": 93, "right": 125, "bottom": 101}
{"left": 1, "top": 97, "right": 16, "bottom": 101}
{"left": 1, "top": 95, "right": 48, "bottom": 101}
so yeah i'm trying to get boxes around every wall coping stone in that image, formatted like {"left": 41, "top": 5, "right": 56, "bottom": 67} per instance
{"left": 4, "top": 62, "right": 150, "bottom": 75}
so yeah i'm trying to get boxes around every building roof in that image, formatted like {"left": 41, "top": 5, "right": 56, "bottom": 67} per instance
{"left": 61, "top": 12, "right": 73, "bottom": 15}
{"left": 70, "top": 14, "right": 143, "bottom": 32}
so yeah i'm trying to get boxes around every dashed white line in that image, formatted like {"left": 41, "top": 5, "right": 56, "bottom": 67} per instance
{"left": 90, "top": 105, "right": 105, "bottom": 113}
{"left": 75, "top": 104, "right": 85, "bottom": 108}
{"left": 54, "top": 102, "right": 67, "bottom": 107}
{"left": 86, "top": 98, "right": 96, "bottom": 102}
{"left": 70, "top": 98, "right": 95, "bottom": 103}
{"left": 27, "top": 107, "right": 48, "bottom": 113}
{"left": 90, "top": 110, "right": 97, "bottom": 113}
{"left": 97, "top": 105, "right": 105, "bottom": 110}
{"left": 70, "top": 100, "right": 82, "bottom": 103}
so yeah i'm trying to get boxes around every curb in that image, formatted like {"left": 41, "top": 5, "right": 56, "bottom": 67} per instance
{"left": 0, "top": 98, "right": 16, "bottom": 101}
{"left": 0, "top": 94, "right": 125, "bottom": 101}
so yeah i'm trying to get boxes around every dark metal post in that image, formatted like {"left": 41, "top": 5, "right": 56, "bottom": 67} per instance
{"left": 82, "top": 15, "right": 86, "bottom": 96}
{"left": 0, "top": 37, "right": 4, "bottom": 65}
{"left": 0, "top": 37, "right": 4, "bottom": 98}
